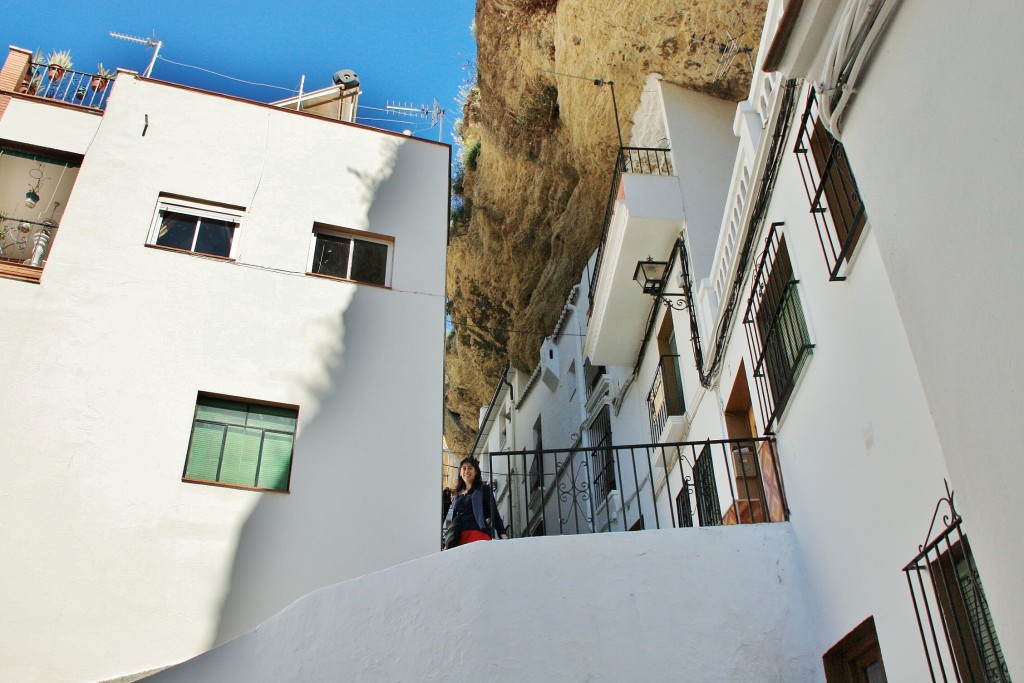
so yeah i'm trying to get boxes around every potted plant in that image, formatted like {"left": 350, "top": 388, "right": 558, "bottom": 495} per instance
{"left": 19, "top": 74, "right": 42, "bottom": 95}
{"left": 46, "top": 50, "right": 73, "bottom": 82}
{"left": 91, "top": 64, "right": 114, "bottom": 92}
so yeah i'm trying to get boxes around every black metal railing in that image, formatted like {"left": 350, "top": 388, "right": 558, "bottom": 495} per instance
{"left": 646, "top": 354, "right": 685, "bottom": 441}
{"left": 904, "top": 484, "right": 1012, "bottom": 682}
{"left": 588, "top": 147, "right": 674, "bottom": 305}
{"left": 793, "top": 87, "right": 867, "bottom": 281}
{"left": 744, "top": 223, "right": 813, "bottom": 434}
{"left": 0, "top": 216, "right": 59, "bottom": 268}
{"left": 20, "top": 62, "right": 112, "bottom": 110}
{"left": 482, "top": 437, "right": 787, "bottom": 539}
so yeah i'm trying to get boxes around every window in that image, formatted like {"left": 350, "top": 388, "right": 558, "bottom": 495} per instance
{"left": 147, "top": 195, "right": 244, "bottom": 259}
{"left": 182, "top": 395, "right": 297, "bottom": 492}
{"left": 588, "top": 405, "right": 615, "bottom": 499}
{"left": 823, "top": 617, "right": 888, "bottom": 683}
{"left": 793, "top": 86, "right": 868, "bottom": 280}
{"left": 308, "top": 223, "right": 393, "bottom": 287}
{"left": 743, "top": 224, "right": 813, "bottom": 433}
{"left": 904, "top": 487, "right": 1012, "bottom": 682}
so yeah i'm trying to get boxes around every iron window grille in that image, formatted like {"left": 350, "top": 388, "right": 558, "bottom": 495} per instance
{"left": 904, "top": 484, "right": 1012, "bottom": 683}
{"left": 147, "top": 195, "right": 244, "bottom": 260}
{"left": 793, "top": 86, "right": 868, "bottom": 281}
{"left": 744, "top": 224, "right": 814, "bottom": 434}
{"left": 308, "top": 223, "right": 393, "bottom": 287}
{"left": 182, "top": 395, "right": 297, "bottom": 492}
{"left": 588, "top": 406, "right": 616, "bottom": 500}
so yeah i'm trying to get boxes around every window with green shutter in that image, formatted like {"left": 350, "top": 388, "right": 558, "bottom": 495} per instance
{"left": 183, "top": 395, "right": 297, "bottom": 492}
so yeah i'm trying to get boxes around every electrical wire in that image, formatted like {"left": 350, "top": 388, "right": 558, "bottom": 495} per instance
{"left": 155, "top": 55, "right": 299, "bottom": 93}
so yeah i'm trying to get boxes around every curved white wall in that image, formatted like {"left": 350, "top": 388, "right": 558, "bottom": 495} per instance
{"left": 148, "top": 526, "right": 821, "bottom": 682}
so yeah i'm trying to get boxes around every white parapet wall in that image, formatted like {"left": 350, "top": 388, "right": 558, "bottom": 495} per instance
{"left": 147, "top": 525, "right": 823, "bottom": 682}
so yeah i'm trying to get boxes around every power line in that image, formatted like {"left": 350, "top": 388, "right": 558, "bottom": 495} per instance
{"left": 155, "top": 55, "right": 299, "bottom": 93}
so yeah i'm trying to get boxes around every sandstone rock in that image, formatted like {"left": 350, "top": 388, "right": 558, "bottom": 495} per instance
{"left": 445, "top": 0, "right": 767, "bottom": 455}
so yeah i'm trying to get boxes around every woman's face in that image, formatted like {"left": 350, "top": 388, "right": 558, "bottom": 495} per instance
{"left": 460, "top": 462, "right": 477, "bottom": 487}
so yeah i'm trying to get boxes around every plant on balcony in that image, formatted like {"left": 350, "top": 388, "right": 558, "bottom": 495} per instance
{"left": 46, "top": 50, "right": 73, "bottom": 82}
{"left": 91, "top": 63, "right": 114, "bottom": 92}
{"left": 19, "top": 74, "right": 42, "bottom": 96}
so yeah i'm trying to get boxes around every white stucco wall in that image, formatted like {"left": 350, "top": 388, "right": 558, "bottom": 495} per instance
{"left": 835, "top": 3, "right": 1024, "bottom": 673}
{"left": 0, "top": 96, "right": 102, "bottom": 154}
{"left": 148, "top": 525, "right": 821, "bottom": 683}
{"left": 0, "top": 77, "right": 448, "bottom": 682}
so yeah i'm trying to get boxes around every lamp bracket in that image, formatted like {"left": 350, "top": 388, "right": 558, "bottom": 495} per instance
{"left": 655, "top": 295, "right": 688, "bottom": 310}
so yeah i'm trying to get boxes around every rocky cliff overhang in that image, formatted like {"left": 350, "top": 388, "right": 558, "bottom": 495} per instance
{"left": 445, "top": 0, "right": 767, "bottom": 455}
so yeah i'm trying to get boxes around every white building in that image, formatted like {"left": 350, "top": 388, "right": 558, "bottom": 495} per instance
{"left": 0, "top": 48, "right": 449, "bottom": 682}
{"left": 9, "top": 0, "right": 1023, "bottom": 680}
{"left": 467, "top": 0, "right": 1022, "bottom": 680}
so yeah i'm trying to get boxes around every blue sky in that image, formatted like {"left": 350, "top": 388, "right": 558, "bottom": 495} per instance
{"left": 1, "top": 0, "right": 477, "bottom": 144}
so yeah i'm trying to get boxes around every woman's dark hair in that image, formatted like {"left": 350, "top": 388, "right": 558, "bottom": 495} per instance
{"left": 455, "top": 457, "right": 483, "bottom": 493}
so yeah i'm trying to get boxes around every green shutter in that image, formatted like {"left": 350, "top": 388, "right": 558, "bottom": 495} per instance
{"left": 246, "top": 405, "right": 297, "bottom": 431}
{"left": 218, "top": 425, "right": 263, "bottom": 487}
{"left": 185, "top": 422, "right": 225, "bottom": 481}
{"left": 196, "top": 398, "right": 248, "bottom": 426}
{"left": 257, "top": 432, "right": 294, "bottom": 491}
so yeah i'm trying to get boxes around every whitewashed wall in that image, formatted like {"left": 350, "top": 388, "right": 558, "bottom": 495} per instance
{"left": 0, "top": 77, "right": 448, "bottom": 682}
{"left": 147, "top": 525, "right": 821, "bottom": 683}
{"left": 835, "top": 2, "right": 1024, "bottom": 673}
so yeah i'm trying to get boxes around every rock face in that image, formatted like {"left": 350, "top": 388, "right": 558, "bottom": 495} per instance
{"left": 445, "top": 0, "right": 767, "bottom": 455}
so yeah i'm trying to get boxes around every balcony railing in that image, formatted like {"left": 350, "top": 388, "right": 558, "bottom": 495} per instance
{"left": 646, "top": 354, "right": 685, "bottom": 441}
{"left": 481, "top": 437, "right": 787, "bottom": 539}
{"left": 588, "top": 147, "right": 674, "bottom": 305}
{"left": 20, "top": 62, "right": 112, "bottom": 110}
{"left": 793, "top": 87, "right": 867, "bottom": 281}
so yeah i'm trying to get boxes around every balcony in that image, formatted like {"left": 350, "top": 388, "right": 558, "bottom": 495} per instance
{"left": 481, "top": 437, "right": 788, "bottom": 539}
{"left": 0, "top": 148, "right": 82, "bottom": 282}
{"left": 646, "top": 354, "right": 686, "bottom": 442}
{"left": 585, "top": 147, "right": 682, "bottom": 367}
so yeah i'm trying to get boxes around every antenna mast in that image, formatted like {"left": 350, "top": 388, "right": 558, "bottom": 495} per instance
{"left": 385, "top": 99, "right": 446, "bottom": 142}
{"left": 109, "top": 31, "right": 163, "bottom": 78}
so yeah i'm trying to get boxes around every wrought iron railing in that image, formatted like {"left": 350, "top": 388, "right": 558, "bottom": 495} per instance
{"left": 904, "top": 484, "right": 1012, "bottom": 682}
{"left": 482, "top": 437, "right": 787, "bottom": 539}
{"left": 588, "top": 147, "right": 674, "bottom": 305}
{"left": 0, "top": 216, "right": 58, "bottom": 268}
{"left": 646, "top": 354, "right": 685, "bottom": 441}
{"left": 744, "top": 223, "right": 813, "bottom": 434}
{"left": 793, "top": 87, "right": 867, "bottom": 281}
{"left": 20, "top": 62, "right": 112, "bottom": 110}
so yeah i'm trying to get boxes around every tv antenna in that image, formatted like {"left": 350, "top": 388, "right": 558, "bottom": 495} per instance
{"left": 713, "top": 30, "right": 753, "bottom": 83}
{"left": 109, "top": 31, "right": 163, "bottom": 78}
{"left": 385, "top": 98, "right": 445, "bottom": 142}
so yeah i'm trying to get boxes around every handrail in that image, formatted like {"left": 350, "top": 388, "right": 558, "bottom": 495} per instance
{"left": 21, "top": 62, "right": 112, "bottom": 110}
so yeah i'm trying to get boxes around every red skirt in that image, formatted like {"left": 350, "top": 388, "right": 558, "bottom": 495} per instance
{"left": 459, "top": 530, "right": 491, "bottom": 545}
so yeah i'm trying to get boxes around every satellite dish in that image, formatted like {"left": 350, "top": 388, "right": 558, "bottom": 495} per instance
{"left": 333, "top": 69, "right": 360, "bottom": 90}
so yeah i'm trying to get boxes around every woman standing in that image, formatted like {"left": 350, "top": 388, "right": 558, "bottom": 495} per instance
{"left": 448, "top": 457, "right": 508, "bottom": 546}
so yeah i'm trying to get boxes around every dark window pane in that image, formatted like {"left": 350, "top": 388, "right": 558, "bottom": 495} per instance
{"left": 246, "top": 404, "right": 297, "bottom": 431}
{"left": 350, "top": 239, "right": 389, "bottom": 285}
{"left": 313, "top": 233, "right": 351, "bottom": 278}
{"left": 194, "top": 218, "right": 235, "bottom": 257}
{"left": 156, "top": 211, "right": 197, "bottom": 251}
